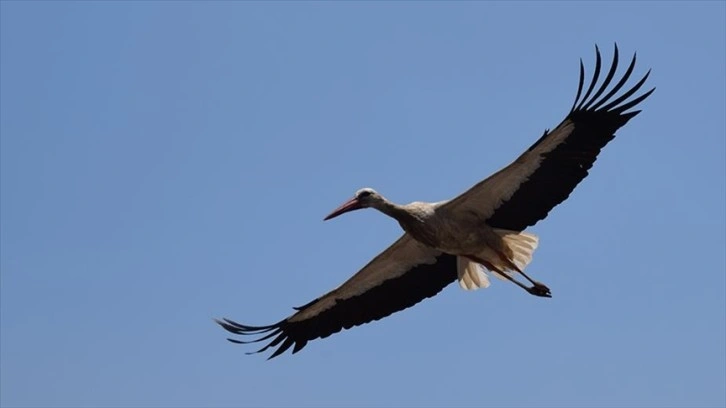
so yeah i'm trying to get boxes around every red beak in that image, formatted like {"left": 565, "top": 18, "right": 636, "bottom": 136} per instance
{"left": 324, "top": 197, "right": 363, "bottom": 221}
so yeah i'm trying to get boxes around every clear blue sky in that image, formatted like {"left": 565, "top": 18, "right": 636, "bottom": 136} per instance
{"left": 1, "top": 2, "right": 724, "bottom": 407}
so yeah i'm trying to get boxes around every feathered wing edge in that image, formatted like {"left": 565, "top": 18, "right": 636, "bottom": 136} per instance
{"left": 570, "top": 43, "right": 655, "bottom": 119}
{"left": 215, "top": 318, "right": 295, "bottom": 360}
{"left": 479, "top": 43, "right": 655, "bottom": 231}
{"left": 215, "top": 243, "right": 457, "bottom": 359}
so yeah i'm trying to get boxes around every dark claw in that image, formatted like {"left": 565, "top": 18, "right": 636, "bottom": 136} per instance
{"left": 527, "top": 281, "right": 552, "bottom": 298}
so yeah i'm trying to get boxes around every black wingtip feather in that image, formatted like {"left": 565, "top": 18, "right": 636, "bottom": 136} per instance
{"left": 570, "top": 45, "right": 653, "bottom": 116}
{"left": 599, "top": 68, "right": 651, "bottom": 113}
{"left": 292, "top": 340, "right": 308, "bottom": 354}
{"left": 486, "top": 44, "right": 654, "bottom": 231}
{"left": 570, "top": 59, "right": 586, "bottom": 113}
{"left": 582, "top": 43, "right": 619, "bottom": 111}
{"left": 576, "top": 44, "right": 602, "bottom": 111}
{"left": 268, "top": 338, "right": 296, "bottom": 360}
{"left": 587, "top": 51, "right": 638, "bottom": 112}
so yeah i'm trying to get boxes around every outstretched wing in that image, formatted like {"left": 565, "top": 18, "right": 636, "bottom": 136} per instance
{"left": 216, "top": 235, "right": 457, "bottom": 359}
{"left": 442, "top": 43, "right": 655, "bottom": 231}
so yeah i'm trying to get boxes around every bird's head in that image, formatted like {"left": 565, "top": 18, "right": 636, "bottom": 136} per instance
{"left": 324, "top": 187, "right": 384, "bottom": 221}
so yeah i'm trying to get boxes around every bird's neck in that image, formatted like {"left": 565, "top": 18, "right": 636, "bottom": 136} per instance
{"left": 375, "top": 200, "right": 418, "bottom": 224}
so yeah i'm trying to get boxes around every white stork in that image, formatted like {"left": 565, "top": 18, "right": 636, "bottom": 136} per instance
{"left": 217, "top": 44, "right": 655, "bottom": 359}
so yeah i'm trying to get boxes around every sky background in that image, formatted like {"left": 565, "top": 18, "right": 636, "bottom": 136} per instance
{"left": 1, "top": 2, "right": 725, "bottom": 408}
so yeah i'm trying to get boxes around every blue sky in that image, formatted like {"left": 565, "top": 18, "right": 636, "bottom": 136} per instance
{"left": 1, "top": 2, "right": 724, "bottom": 407}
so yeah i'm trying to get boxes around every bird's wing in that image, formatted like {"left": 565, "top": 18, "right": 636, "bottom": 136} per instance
{"left": 441, "top": 44, "right": 655, "bottom": 231}
{"left": 217, "top": 234, "right": 457, "bottom": 359}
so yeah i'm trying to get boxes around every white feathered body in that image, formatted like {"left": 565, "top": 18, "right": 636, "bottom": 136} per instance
{"left": 391, "top": 202, "right": 540, "bottom": 291}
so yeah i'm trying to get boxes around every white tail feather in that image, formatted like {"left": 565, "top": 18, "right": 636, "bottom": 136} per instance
{"left": 457, "top": 256, "right": 491, "bottom": 290}
{"left": 457, "top": 229, "right": 540, "bottom": 289}
{"left": 496, "top": 228, "right": 539, "bottom": 272}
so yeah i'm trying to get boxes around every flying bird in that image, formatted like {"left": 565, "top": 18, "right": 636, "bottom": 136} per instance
{"left": 216, "top": 44, "right": 655, "bottom": 359}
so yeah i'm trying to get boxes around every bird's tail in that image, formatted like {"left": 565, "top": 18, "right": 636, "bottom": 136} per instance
{"left": 457, "top": 229, "right": 539, "bottom": 290}
{"left": 457, "top": 257, "right": 491, "bottom": 290}
{"left": 494, "top": 228, "right": 539, "bottom": 274}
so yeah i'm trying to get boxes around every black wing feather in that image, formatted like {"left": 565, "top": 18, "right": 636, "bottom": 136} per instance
{"left": 575, "top": 44, "right": 602, "bottom": 111}
{"left": 486, "top": 43, "right": 655, "bottom": 231}
{"left": 582, "top": 45, "right": 619, "bottom": 111}
{"left": 217, "top": 254, "right": 457, "bottom": 359}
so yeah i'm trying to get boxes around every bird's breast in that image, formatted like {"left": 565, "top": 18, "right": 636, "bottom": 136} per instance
{"left": 399, "top": 215, "right": 492, "bottom": 255}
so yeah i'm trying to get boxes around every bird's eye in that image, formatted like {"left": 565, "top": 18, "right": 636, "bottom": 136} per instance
{"left": 358, "top": 191, "right": 372, "bottom": 198}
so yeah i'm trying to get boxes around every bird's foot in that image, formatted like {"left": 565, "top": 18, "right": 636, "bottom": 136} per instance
{"left": 527, "top": 281, "right": 552, "bottom": 298}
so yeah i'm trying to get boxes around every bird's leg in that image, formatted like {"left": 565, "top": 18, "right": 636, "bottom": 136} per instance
{"left": 496, "top": 269, "right": 552, "bottom": 298}
{"left": 492, "top": 270, "right": 533, "bottom": 292}
{"left": 465, "top": 255, "right": 552, "bottom": 298}
{"left": 515, "top": 270, "right": 551, "bottom": 297}
{"left": 490, "top": 251, "right": 553, "bottom": 297}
